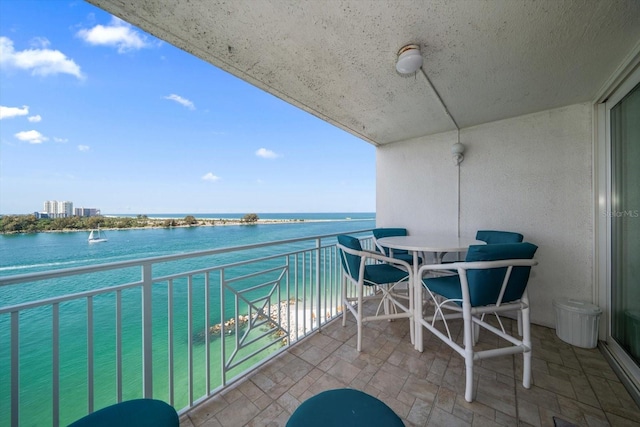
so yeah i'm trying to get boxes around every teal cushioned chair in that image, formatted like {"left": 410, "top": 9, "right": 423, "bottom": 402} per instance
{"left": 475, "top": 230, "right": 524, "bottom": 244}
{"left": 372, "top": 227, "right": 422, "bottom": 265}
{"left": 473, "top": 230, "right": 526, "bottom": 332}
{"left": 443, "top": 230, "right": 524, "bottom": 263}
{"left": 287, "top": 388, "right": 404, "bottom": 426}
{"left": 417, "top": 242, "right": 538, "bottom": 402}
{"left": 68, "top": 398, "right": 179, "bottom": 427}
{"left": 337, "top": 235, "right": 414, "bottom": 351}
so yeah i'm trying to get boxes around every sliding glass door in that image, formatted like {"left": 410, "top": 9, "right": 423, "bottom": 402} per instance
{"left": 611, "top": 81, "right": 640, "bottom": 360}
{"left": 605, "top": 68, "right": 640, "bottom": 392}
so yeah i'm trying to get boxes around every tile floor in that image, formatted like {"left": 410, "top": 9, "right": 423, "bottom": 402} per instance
{"left": 179, "top": 309, "right": 640, "bottom": 427}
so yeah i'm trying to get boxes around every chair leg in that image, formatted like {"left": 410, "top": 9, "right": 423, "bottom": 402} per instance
{"left": 356, "top": 283, "right": 364, "bottom": 352}
{"left": 463, "top": 303, "right": 475, "bottom": 402}
{"left": 521, "top": 305, "right": 532, "bottom": 389}
{"left": 517, "top": 311, "right": 523, "bottom": 336}
{"left": 383, "top": 285, "right": 391, "bottom": 317}
{"left": 342, "top": 275, "right": 347, "bottom": 327}
{"left": 473, "top": 322, "right": 480, "bottom": 345}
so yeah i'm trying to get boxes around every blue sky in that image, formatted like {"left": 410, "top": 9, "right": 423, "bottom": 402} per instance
{"left": 0, "top": 1, "right": 375, "bottom": 215}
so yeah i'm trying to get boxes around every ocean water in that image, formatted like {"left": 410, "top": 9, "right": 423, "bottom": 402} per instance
{"left": 0, "top": 213, "right": 374, "bottom": 278}
{"left": 0, "top": 213, "right": 374, "bottom": 426}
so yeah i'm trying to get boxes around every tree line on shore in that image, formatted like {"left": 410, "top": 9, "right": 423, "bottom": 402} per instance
{"left": 0, "top": 213, "right": 260, "bottom": 234}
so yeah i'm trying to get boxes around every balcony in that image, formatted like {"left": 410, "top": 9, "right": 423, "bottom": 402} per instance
{"left": 181, "top": 310, "right": 640, "bottom": 427}
{"left": 2, "top": 230, "right": 639, "bottom": 426}
{"left": 1, "top": 230, "right": 375, "bottom": 426}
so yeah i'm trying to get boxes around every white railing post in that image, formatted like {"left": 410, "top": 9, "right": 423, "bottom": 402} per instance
{"left": 220, "top": 269, "right": 226, "bottom": 386}
{"left": 116, "top": 291, "right": 123, "bottom": 403}
{"left": 316, "top": 238, "right": 322, "bottom": 330}
{"left": 141, "top": 263, "right": 153, "bottom": 398}
{"left": 52, "top": 303, "right": 60, "bottom": 427}
{"left": 11, "top": 311, "right": 19, "bottom": 427}
{"left": 187, "top": 275, "right": 194, "bottom": 406}
{"left": 87, "top": 297, "right": 94, "bottom": 413}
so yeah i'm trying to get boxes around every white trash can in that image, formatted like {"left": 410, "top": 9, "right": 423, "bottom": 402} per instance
{"left": 553, "top": 299, "right": 602, "bottom": 349}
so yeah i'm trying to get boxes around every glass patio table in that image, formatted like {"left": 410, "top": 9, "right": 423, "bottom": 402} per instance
{"left": 377, "top": 235, "right": 485, "bottom": 352}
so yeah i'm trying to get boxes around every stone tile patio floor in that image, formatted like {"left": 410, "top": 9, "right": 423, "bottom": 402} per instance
{"left": 180, "top": 309, "right": 640, "bottom": 427}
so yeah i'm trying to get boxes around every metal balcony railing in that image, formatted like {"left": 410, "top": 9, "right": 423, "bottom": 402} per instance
{"left": 0, "top": 229, "right": 374, "bottom": 426}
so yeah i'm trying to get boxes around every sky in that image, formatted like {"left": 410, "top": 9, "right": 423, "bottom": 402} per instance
{"left": 0, "top": 1, "right": 376, "bottom": 215}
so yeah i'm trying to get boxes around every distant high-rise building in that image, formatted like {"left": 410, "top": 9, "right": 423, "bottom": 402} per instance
{"left": 43, "top": 200, "right": 74, "bottom": 218}
{"left": 75, "top": 207, "right": 101, "bottom": 217}
{"left": 43, "top": 200, "right": 55, "bottom": 215}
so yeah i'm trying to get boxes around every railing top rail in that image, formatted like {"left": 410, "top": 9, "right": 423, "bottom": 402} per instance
{"left": 0, "top": 228, "right": 373, "bottom": 287}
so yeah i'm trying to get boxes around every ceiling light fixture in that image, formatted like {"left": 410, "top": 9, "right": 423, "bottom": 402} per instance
{"left": 395, "top": 44, "right": 423, "bottom": 74}
{"left": 396, "top": 43, "right": 464, "bottom": 165}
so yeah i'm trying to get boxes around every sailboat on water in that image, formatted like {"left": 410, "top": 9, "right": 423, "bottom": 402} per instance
{"left": 88, "top": 226, "right": 108, "bottom": 243}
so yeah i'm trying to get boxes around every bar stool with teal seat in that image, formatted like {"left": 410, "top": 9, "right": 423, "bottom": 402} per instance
{"left": 67, "top": 398, "right": 179, "bottom": 427}
{"left": 418, "top": 242, "right": 538, "bottom": 402}
{"left": 337, "top": 235, "right": 413, "bottom": 352}
{"left": 372, "top": 227, "right": 422, "bottom": 265}
{"left": 287, "top": 388, "right": 404, "bottom": 426}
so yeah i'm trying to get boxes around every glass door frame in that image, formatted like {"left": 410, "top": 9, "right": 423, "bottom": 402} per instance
{"left": 597, "top": 63, "right": 640, "bottom": 403}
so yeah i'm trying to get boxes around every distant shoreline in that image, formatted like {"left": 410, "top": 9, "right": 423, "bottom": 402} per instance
{"left": 98, "top": 217, "right": 329, "bottom": 230}
{"left": 0, "top": 215, "right": 370, "bottom": 235}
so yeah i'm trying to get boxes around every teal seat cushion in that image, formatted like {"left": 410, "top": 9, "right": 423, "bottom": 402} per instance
{"left": 422, "top": 274, "right": 464, "bottom": 303}
{"left": 68, "top": 399, "right": 178, "bottom": 427}
{"left": 423, "top": 243, "right": 537, "bottom": 307}
{"left": 287, "top": 388, "right": 404, "bottom": 427}
{"left": 363, "top": 263, "right": 409, "bottom": 286}
{"left": 338, "top": 235, "right": 409, "bottom": 285}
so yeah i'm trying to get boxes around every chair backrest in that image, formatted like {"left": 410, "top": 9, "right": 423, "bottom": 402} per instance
{"left": 475, "top": 230, "right": 524, "bottom": 244}
{"left": 337, "top": 235, "right": 363, "bottom": 281}
{"left": 372, "top": 228, "right": 408, "bottom": 255}
{"left": 464, "top": 242, "right": 537, "bottom": 306}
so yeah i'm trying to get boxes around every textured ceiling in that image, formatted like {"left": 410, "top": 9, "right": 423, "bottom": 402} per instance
{"left": 86, "top": 0, "right": 640, "bottom": 146}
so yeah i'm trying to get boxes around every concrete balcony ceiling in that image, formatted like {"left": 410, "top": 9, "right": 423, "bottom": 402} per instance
{"left": 87, "top": 0, "right": 640, "bottom": 146}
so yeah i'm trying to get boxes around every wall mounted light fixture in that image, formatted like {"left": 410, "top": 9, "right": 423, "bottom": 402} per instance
{"left": 396, "top": 43, "right": 466, "bottom": 166}
{"left": 451, "top": 142, "right": 465, "bottom": 165}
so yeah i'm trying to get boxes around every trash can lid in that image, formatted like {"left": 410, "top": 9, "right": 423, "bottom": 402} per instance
{"left": 553, "top": 298, "right": 602, "bottom": 315}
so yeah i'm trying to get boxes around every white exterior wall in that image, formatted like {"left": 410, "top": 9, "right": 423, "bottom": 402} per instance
{"left": 59, "top": 201, "right": 73, "bottom": 217}
{"left": 377, "top": 103, "right": 593, "bottom": 327}
{"left": 44, "top": 200, "right": 56, "bottom": 215}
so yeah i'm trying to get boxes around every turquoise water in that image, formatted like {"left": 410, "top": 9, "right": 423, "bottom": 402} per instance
{"left": 0, "top": 213, "right": 374, "bottom": 277}
{"left": 0, "top": 213, "right": 375, "bottom": 426}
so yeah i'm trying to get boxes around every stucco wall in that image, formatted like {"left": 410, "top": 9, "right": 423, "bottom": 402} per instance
{"left": 376, "top": 103, "right": 593, "bottom": 327}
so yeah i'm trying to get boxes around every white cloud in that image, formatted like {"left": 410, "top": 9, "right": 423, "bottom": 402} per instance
{"left": 53, "top": 137, "right": 68, "bottom": 143}
{"left": 202, "top": 172, "right": 220, "bottom": 182}
{"left": 0, "top": 105, "right": 29, "bottom": 119}
{"left": 78, "top": 145, "right": 90, "bottom": 151}
{"left": 256, "top": 148, "right": 279, "bottom": 159}
{"left": 30, "top": 37, "right": 51, "bottom": 49}
{"left": 76, "top": 17, "right": 150, "bottom": 53}
{"left": 164, "top": 94, "right": 195, "bottom": 110}
{"left": 28, "top": 115, "right": 42, "bottom": 123}
{"left": 0, "top": 37, "right": 84, "bottom": 79}
{"left": 15, "top": 130, "right": 48, "bottom": 144}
